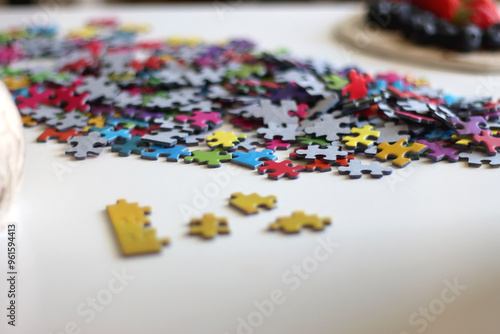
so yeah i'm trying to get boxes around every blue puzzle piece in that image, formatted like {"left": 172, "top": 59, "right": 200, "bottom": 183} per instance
{"left": 27, "top": 24, "right": 58, "bottom": 36}
{"left": 11, "top": 87, "right": 29, "bottom": 99}
{"left": 444, "top": 94, "right": 459, "bottom": 105}
{"left": 111, "top": 135, "right": 148, "bottom": 157}
{"left": 424, "top": 128, "right": 455, "bottom": 141}
{"left": 105, "top": 115, "right": 149, "bottom": 129}
{"left": 141, "top": 145, "right": 191, "bottom": 162}
{"left": 368, "top": 79, "right": 387, "bottom": 96}
{"left": 231, "top": 149, "right": 277, "bottom": 169}
{"left": 392, "top": 80, "right": 412, "bottom": 92}
{"left": 90, "top": 126, "right": 132, "bottom": 143}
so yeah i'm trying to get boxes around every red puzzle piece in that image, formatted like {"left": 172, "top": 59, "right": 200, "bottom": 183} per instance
{"left": 88, "top": 18, "right": 118, "bottom": 28}
{"left": 127, "top": 124, "right": 160, "bottom": 137}
{"left": 37, "top": 128, "right": 82, "bottom": 143}
{"left": 130, "top": 56, "right": 164, "bottom": 72}
{"left": 61, "top": 58, "right": 94, "bottom": 73}
{"left": 51, "top": 86, "right": 90, "bottom": 112}
{"left": 388, "top": 86, "right": 427, "bottom": 101}
{"left": 341, "top": 69, "right": 372, "bottom": 101}
{"left": 265, "top": 139, "right": 291, "bottom": 151}
{"left": 16, "top": 85, "right": 54, "bottom": 110}
{"left": 174, "top": 111, "right": 223, "bottom": 130}
{"left": 82, "top": 40, "right": 106, "bottom": 59}
{"left": 353, "top": 105, "right": 380, "bottom": 119}
{"left": 230, "top": 116, "right": 264, "bottom": 131}
{"left": 305, "top": 159, "right": 332, "bottom": 172}
{"left": 289, "top": 103, "right": 309, "bottom": 119}
{"left": 473, "top": 130, "right": 500, "bottom": 155}
{"left": 136, "top": 41, "right": 165, "bottom": 50}
{"left": 333, "top": 153, "right": 355, "bottom": 167}
{"left": 258, "top": 160, "right": 305, "bottom": 180}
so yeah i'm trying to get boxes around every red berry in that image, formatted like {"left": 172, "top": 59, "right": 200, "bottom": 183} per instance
{"left": 411, "top": 0, "right": 461, "bottom": 21}
{"left": 466, "top": 0, "right": 500, "bottom": 30}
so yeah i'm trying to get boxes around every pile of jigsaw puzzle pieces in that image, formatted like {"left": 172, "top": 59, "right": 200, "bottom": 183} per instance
{"left": 107, "top": 193, "right": 331, "bottom": 256}
{"left": 3, "top": 18, "right": 500, "bottom": 181}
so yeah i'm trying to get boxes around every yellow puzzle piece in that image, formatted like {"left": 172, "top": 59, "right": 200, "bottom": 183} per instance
{"left": 189, "top": 213, "right": 229, "bottom": 239}
{"left": 109, "top": 72, "right": 137, "bottom": 83}
{"left": 21, "top": 115, "right": 37, "bottom": 127}
{"left": 269, "top": 211, "right": 331, "bottom": 234}
{"left": 3, "top": 75, "right": 30, "bottom": 91}
{"left": 452, "top": 130, "right": 500, "bottom": 149}
{"left": 376, "top": 138, "right": 427, "bottom": 168}
{"left": 166, "top": 36, "right": 202, "bottom": 47}
{"left": 119, "top": 23, "right": 150, "bottom": 34}
{"left": 229, "top": 192, "right": 277, "bottom": 215}
{"left": 82, "top": 115, "right": 106, "bottom": 132}
{"left": 342, "top": 125, "right": 380, "bottom": 149}
{"left": 68, "top": 26, "right": 100, "bottom": 39}
{"left": 206, "top": 131, "right": 246, "bottom": 150}
{"left": 106, "top": 199, "right": 170, "bottom": 256}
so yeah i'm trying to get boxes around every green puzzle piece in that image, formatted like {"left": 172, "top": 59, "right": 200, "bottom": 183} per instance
{"left": 322, "top": 74, "right": 349, "bottom": 90}
{"left": 296, "top": 136, "right": 332, "bottom": 147}
{"left": 29, "top": 71, "right": 70, "bottom": 83}
{"left": 0, "top": 67, "right": 23, "bottom": 78}
{"left": 142, "top": 91, "right": 170, "bottom": 106}
{"left": 226, "top": 63, "right": 266, "bottom": 79}
{"left": 184, "top": 148, "right": 232, "bottom": 168}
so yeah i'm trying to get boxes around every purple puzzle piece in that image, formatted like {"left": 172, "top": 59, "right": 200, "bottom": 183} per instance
{"left": 270, "top": 83, "right": 317, "bottom": 104}
{"left": 417, "top": 140, "right": 460, "bottom": 162}
{"left": 89, "top": 105, "right": 115, "bottom": 116}
{"left": 122, "top": 107, "right": 165, "bottom": 122}
{"left": 450, "top": 116, "right": 487, "bottom": 136}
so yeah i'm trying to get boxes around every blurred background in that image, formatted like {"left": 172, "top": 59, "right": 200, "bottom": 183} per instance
{"left": 0, "top": 0, "right": 352, "bottom": 4}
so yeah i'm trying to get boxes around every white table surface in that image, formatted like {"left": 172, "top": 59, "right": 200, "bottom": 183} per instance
{"left": 1, "top": 3, "right": 500, "bottom": 334}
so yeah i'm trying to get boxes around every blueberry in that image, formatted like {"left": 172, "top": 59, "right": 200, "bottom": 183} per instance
{"left": 483, "top": 23, "right": 500, "bottom": 50}
{"left": 456, "top": 24, "right": 483, "bottom": 52}
{"left": 401, "top": 8, "right": 424, "bottom": 38}
{"left": 434, "top": 18, "right": 459, "bottom": 50}
{"left": 407, "top": 12, "right": 437, "bottom": 45}
{"left": 388, "top": 1, "right": 413, "bottom": 30}
{"left": 367, "top": 0, "right": 392, "bottom": 29}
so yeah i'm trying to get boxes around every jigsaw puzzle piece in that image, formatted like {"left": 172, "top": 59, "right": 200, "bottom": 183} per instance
{"left": 341, "top": 69, "right": 372, "bottom": 101}
{"left": 184, "top": 148, "right": 232, "bottom": 168}
{"left": 338, "top": 160, "right": 393, "bottom": 179}
{"left": 265, "top": 139, "right": 291, "bottom": 151}
{"left": 295, "top": 144, "right": 348, "bottom": 162}
{"left": 417, "top": 140, "right": 460, "bottom": 162}
{"left": 342, "top": 125, "right": 380, "bottom": 149}
{"left": 141, "top": 145, "right": 191, "bottom": 162}
{"left": 305, "top": 159, "right": 333, "bottom": 172}
{"left": 65, "top": 131, "right": 108, "bottom": 160}
{"left": 37, "top": 128, "right": 82, "bottom": 143}
{"left": 459, "top": 151, "right": 500, "bottom": 167}
{"left": 111, "top": 135, "right": 148, "bottom": 157}
{"left": 472, "top": 130, "right": 500, "bottom": 155}
{"left": 269, "top": 211, "right": 331, "bottom": 233}
{"left": 106, "top": 199, "right": 170, "bottom": 256}
{"left": 90, "top": 125, "right": 132, "bottom": 143}
{"left": 174, "top": 111, "right": 223, "bottom": 131}
{"left": 257, "top": 160, "right": 305, "bottom": 180}
{"left": 142, "top": 129, "right": 190, "bottom": 147}
{"left": 206, "top": 130, "right": 246, "bottom": 151}
{"left": 257, "top": 123, "right": 304, "bottom": 142}
{"left": 189, "top": 213, "right": 229, "bottom": 239}
{"left": 231, "top": 149, "right": 277, "bottom": 169}
{"left": 229, "top": 192, "right": 277, "bottom": 215}
{"left": 46, "top": 112, "right": 89, "bottom": 131}
{"left": 375, "top": 138, "right": 427, "bottom": 168}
